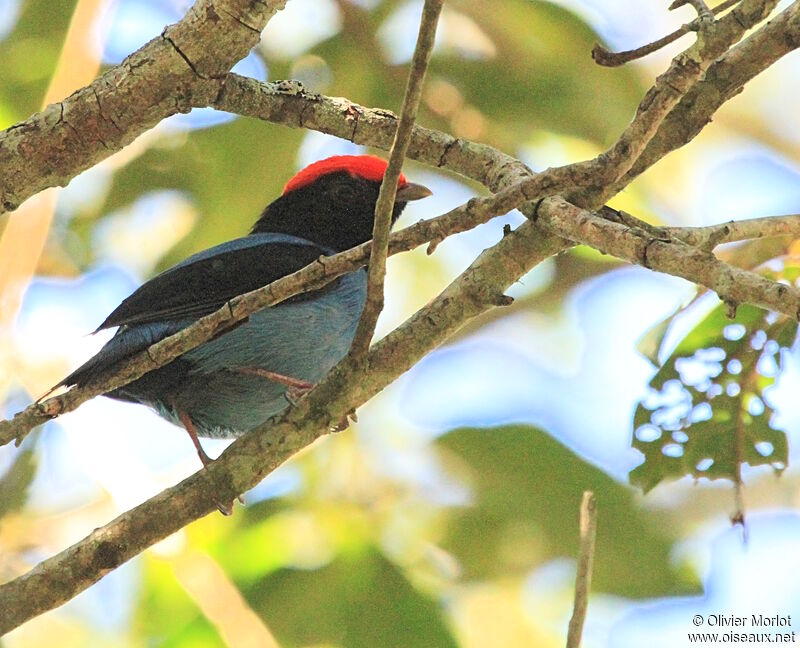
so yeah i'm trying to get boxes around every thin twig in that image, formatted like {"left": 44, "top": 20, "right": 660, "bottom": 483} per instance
{"left": 349, "top": 0, "right": 443, "bottom": 359}
{"left": 566, "top": 491, "right": 598, "bottom": 648}
{"left": 670, "top": 0, "right": 715, "bottom": 21}
{"left": 593, "top": 29, "right": 696, "bottom": 68}
{"left": 731, "top": 371, "right": 754, "bottom": 536}
{"left": 593, "top": 0, "right": 742, "bottom": 67}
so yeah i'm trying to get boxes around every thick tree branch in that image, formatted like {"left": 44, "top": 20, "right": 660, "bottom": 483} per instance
{"left": 0, "top": 0, "right": 286, "bottom": 215}
{"left": 350, "top": 0, "right": 443, "bottom": 358}
{"left": 212, "top": 75, "right": 529, "bottom": 191}
{"left": 534, "top": 198, "right": 800, "bottom": 319}
{"left": 664, "top": 214, "right": 800, "bottom": 249}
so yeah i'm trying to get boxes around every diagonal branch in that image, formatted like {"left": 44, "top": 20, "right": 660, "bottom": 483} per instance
{"left": 0, "top": 0, "right": 287, "bottom": 215}
{"left": 535, "top": 197, "right": 800, "bottom": 319}
{"left": 350, "top": 0, "right": 444, "bottom": 359}
{"left": 0, "top": 219, "right": 566, "bottom": 634}
{"left": 571, "top": 0, "right": 778, "bottom": 207}
{"left": 616, "top": 0, "right": 800, "bottom": 193}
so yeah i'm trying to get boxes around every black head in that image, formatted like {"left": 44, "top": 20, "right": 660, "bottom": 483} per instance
{"left": 251, "top": 155, "right": 432, "bottom": 252}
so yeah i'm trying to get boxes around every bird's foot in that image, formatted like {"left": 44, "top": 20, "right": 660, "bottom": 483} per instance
{"left": 213, "top": 493, "right": 245, "bottom": 516}
{"left": 233, "top": 366, "right": 315, "bottom": 408}
{"left": 285, "top": 384, "right": 314, "bottom": 406}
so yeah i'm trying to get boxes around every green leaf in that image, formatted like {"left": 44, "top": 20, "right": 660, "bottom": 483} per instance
{"left": 433, "top": 0, "right": 643, "bottom": 146}
{"left": 0, "top": 0, "right": 76, "bottom": 127}
{"left": 632, "top": 303, "right": 796, "bottom": 492}
{"left": 636, "top": 309, "right": 678, "bottom": 365}
{"left": 81, "top": 116, "right": 305, "bottom": 273}
{"left": 243, "top": 548, "right": 458, "bottom": 648}
{"left": 436, "top": 425, "right": 699, "bottom": 598}
{"left": 0, "top": 438, "right": 37, "bottom": 519}
{"left": 134, "top": 557, "right": 223, "bottom": 647}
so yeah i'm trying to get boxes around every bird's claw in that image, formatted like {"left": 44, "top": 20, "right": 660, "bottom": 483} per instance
{"left": 285, "top": 384, "right": 314, "bottom": 406}
{"left": 215, "top": 498, "right": 235, "bottom": 516}
{"left": 330, "top": 408, "right": 358, "bottom": 432}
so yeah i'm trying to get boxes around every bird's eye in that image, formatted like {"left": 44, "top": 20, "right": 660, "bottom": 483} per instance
{"left": 334, "top": 184, "right": 357, "bottom": 202}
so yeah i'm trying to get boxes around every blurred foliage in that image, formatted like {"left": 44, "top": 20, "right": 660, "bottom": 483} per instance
{"left": 96, "top": 118, "right": 305, "bottom": 268}
{"left": 437, "top": 425, "right": 699, "bottom": 598}
{"left": 244, "top": 549, "right": 458, "bottom": 647}
{"left": 125, "top": 424, "right": 698, "bottom": 646}
{"left": 4, "top": 0, "right": 800, "bottom": 645}
{"left": 135, "top": 557, "right": 224, "bottom": 646}
{"left": 633, "top": 303, "right": 797, "bottom": 492}
{"left": 438, "top": 0, "right": 642, "bottom": 145}
{"left": 0, "top": 0, "right": 76, "bottom": 129}
{"left": 0, "top": 437, "right": 36, "bottom": 520}
{"left": 60, "top": 0, "right": 643, "bottom": 273}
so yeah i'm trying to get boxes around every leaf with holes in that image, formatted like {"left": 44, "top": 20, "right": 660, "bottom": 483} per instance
{"left": 631, "top": 303, "right": 796, "bottom": 492}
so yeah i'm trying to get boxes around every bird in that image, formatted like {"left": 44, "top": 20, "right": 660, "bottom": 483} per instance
{"left": 53, "top": 154, "right": 432, "bottom": 469}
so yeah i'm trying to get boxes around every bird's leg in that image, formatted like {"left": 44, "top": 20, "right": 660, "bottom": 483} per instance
{"left": 176, "top": 409, "right": 213, "bottom": 467}
{"left": 176, "top": 408, "right": 237, "bottom": 516}
{"left": 233, "top": 367, "right": 313, "bottom": 390}
{"left": 232, "top": 367, "right": 314, "bottom": 404}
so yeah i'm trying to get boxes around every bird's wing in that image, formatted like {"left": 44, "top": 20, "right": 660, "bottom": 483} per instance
{"left": 97, "top": 233, "right": 334, "bottom": 330}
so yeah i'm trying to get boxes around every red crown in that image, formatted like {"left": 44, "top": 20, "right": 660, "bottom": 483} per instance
{"left": 283, "top": 155, "right": 408, "bottom": 195}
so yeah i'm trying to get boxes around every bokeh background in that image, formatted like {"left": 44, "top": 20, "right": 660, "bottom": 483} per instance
{"left": 2, "top": 0, "right": 800, "bottom": 646}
